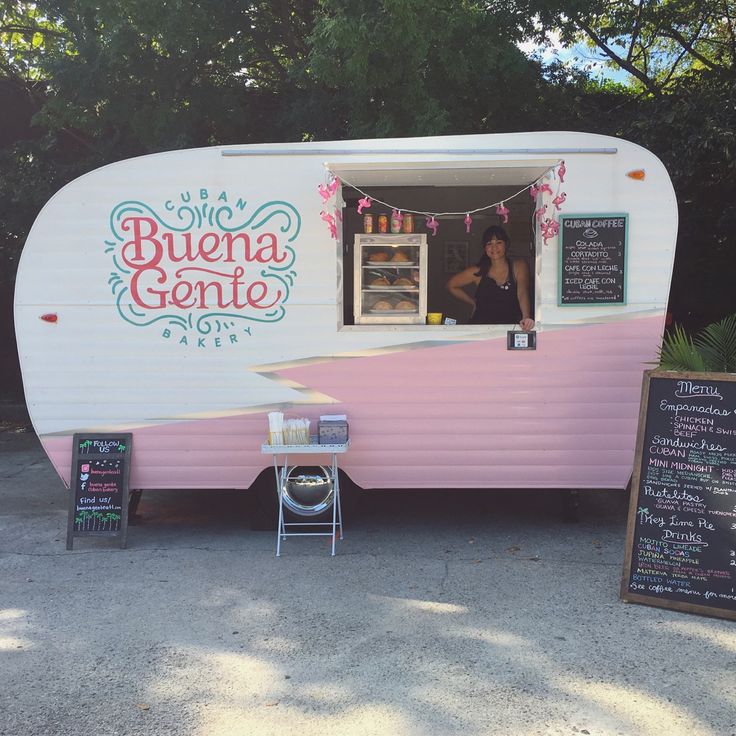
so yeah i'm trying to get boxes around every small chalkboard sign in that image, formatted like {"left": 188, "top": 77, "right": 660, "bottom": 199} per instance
{"left": 66, "top": 433, "right": 132, "bottom": 550}
{"left": 621, "top": 371, "right": 736, "bottom": 620}
{"left": 559, "top": 214, "right": 627, "bottom": 305}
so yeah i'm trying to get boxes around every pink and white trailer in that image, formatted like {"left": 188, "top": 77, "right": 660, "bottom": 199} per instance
{"left": 14, "top": 131, "right": 677, "bottom": 512}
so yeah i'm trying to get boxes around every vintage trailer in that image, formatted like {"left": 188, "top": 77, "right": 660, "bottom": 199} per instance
{"left": 14, "top": 131, "right": 677, "bottom": 516}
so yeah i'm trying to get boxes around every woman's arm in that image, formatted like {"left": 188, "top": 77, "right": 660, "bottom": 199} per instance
{"left": 513, "top": 259, "right": 535, "bottom": 331}
{"left": 446, "top": 267, "right": 479, "bottom": 308}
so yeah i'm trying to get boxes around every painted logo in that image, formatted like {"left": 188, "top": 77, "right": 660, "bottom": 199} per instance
{"left": 106, "top": 190, "right": 300, "bottom": 347}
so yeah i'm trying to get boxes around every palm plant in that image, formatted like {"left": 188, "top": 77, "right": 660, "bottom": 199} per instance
{"left": 658, "top": 314, "right": 736, "bottom": 372}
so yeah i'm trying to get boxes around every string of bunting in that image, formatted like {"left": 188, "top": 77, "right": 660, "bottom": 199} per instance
{"left": 318, "top": 160, "right": 567, "bottom": 245}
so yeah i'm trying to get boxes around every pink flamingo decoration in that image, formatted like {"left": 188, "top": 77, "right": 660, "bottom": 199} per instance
{"left": 534, "top": 204, "right": 547, "bottom": 222}
{"left": 540, "top": 218, "right": 559, "bottom": 245}
{"left": 320, "top": 211, "right": 337, "bottom": 239}
{"left": 426, "top": 216, "right": 439, "bottom": 236}
{"left": 529, "top": 184, "right": 539, "bottom": 199}
{"left": 328, "top": 176, "right": 340, "bottom": 196}
{"left": 318, "top": 184, "right": 332, "bottom": 203}
{"left": 552, "top": 192, "right": 567, "bottom": 211}
{"left": 558, "top": 161, "right": 566, "bottom": 183}
{"left": 539, "top": 183, "right": 553, "bottom": 196}
{"left": 464, "top": 213, "right": 473, "bottom": 233}
{"left": 495, "top": 201, "right": 509, "bottom": 224}
{"left": 357, "top": 196, "right": 372, "bottom": 214}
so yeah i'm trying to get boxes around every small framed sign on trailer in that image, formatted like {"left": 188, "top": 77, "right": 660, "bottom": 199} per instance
{"left": 559, "top": 214, "right": 627, "bottom": 306}
{"left": 66, "top": 433, "right": 133, "bottom": 550}
{"left": 621, "top": 371, "right": 736, "bottom": 621}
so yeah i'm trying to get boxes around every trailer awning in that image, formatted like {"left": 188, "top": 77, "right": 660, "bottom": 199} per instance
{"left": 324, "top": 159, "right": 559, "bottom": 187}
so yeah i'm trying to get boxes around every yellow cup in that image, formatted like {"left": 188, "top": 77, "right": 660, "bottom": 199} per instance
{"left": 427, "top": 312, "right": 443, "bottom": 325}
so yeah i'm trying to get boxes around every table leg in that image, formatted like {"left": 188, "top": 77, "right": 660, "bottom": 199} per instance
{"left": 273, "top": 454, "right": 284, "bottom": 557}
{"left": 331, "top": 453, "right": 340, "bottom": 555}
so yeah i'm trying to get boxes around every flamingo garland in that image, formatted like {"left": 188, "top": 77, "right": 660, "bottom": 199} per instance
{"left": 318, "top": 176, "right": 340, "bottom": 203}
{"left": 316, "top": 162, "right": 568, "bottom": 242}
{"left": 540, "top": 218, "right": 559, "bottom": 245}
{"left": 552, "top": 192, "right": 567, "bottom": 211}
{"left": 320, "top": 211, "right": 337, "bottom": 239}
{"left": 531, "top": 163, "right": 568, "bottom": 244}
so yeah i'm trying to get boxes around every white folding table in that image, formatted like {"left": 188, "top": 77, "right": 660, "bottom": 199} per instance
{"left": 260, "top": 439, "right": 350, "bottom": 556}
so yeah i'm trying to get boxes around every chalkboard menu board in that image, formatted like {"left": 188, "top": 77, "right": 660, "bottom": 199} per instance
{"left": 66, "top": 433, "right": 132, "bottom": 550}
{"left": 559, "top": 214, "right": 627, "bottom": 305}
{"left": 621, "top": 372, "right": 736, "bottom": 620}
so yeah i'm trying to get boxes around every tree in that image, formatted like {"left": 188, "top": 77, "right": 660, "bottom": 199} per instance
{"left": 512, "top": 0, "right": 736, "bottom": 94}
{"left": 306, "top": 0, "right": 554, "bottom": 138}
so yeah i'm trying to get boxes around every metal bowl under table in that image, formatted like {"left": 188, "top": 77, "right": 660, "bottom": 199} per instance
{"left": 282, "top": 465, "right": 334, "bottom": 517}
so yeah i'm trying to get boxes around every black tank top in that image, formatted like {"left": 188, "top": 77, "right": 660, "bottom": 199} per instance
{"left": 470, "top": 261, "right": 523, "bottom": 325}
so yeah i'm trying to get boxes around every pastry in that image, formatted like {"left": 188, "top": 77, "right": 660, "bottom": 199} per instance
{"left": 372, "top": 299, "right": 393, "bottom": 311}
{"left": 393, "top": 277, "right": 413, "bottom": 286}
{"left": 391, "top": 250, "right": 410, "bottom": 262}
{"left": 370, "top": 276, "right": 391, "bottom": 286}
{"left": 395, "top": 300, "right": 416, "bottom": 311}
{"left": 368, "top": 252, "right": 389, "bottom": 262}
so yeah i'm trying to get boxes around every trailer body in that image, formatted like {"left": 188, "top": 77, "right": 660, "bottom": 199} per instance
{"left": 14, "top": 132, "right": 677, "bottom": 492}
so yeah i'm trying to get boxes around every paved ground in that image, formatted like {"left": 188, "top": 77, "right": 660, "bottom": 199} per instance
{"left": 1, "top": 423, "right": 735, "bottom": 736}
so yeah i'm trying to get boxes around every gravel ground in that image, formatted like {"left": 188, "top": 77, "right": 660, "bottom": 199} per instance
{"left": 1, "top": 425, "right": 735, "bottom": 736}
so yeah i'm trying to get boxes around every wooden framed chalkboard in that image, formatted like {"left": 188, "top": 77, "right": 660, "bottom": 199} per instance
{"left": 559, "top": 214, "right": 627, "bottom": 305}
{"left": 66, "top": 433, "right": 132, "bottom": 550}
{"left": 621, "top": 371, "right": 736, "bottom": 620}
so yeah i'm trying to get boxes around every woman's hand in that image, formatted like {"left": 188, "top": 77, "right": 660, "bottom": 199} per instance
{"left": 519, "top": 317, "right": 535, "bottom": 332}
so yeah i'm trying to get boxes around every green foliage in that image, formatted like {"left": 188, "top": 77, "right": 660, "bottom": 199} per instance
{"left": 307, "top": 0, "right": 548, "bottom": 138}
{"left": 659, "top": 315, "right": 736, "bottom": 372}
{"left": 658, "top": 324, "right": 708, "bottom": 372}
{"left": 696, "top": 314, "right": 736, "bottom": 373}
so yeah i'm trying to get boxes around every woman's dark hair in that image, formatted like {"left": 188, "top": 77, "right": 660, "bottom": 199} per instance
{"left": 474, "top": 225, "right": 511, "bottom": 277}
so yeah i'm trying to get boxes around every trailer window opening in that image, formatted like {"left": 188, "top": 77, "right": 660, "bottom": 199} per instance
{"left": 337, "top": 177, "right": 538, "bottom": 327}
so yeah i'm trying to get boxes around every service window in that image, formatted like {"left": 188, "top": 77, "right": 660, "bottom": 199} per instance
{"left": 333, "top": 166, "right": 545, "bottom": 328}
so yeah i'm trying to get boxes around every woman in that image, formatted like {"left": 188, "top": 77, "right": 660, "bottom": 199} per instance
{"left": 446, "top": 225, "right": 534, "bottom": 330}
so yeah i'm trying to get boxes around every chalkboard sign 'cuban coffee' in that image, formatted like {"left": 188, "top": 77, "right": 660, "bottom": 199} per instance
{"left": 559, "top": 214, "right": 627, "bottom": 305}
{"left": 66, "top": 433, "right": 132, "bottom": 550}
{"left": 621, "top": 372, "right": 736, "bottom": 620}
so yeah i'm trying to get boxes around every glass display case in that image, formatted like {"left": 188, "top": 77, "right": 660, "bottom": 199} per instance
{"left": 353, "top": 234, "right": 428, "bottom": 324}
